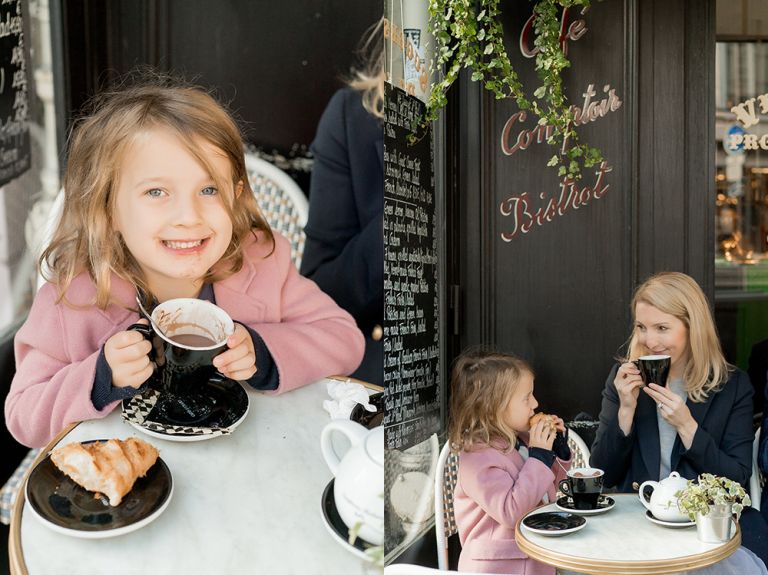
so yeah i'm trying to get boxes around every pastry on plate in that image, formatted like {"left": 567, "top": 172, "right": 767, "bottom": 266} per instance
{"left": 50, "top": 437, "right": 159, "bottom": 506}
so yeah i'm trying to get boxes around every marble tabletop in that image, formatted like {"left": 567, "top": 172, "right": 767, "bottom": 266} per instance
{"left": 12, "top": 378, "right": 381, "bottom": 575}
{"left": 515, "top": 494, "right": 741, "bottom": 575}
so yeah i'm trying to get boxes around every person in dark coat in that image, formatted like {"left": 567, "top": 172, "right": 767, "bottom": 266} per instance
{"left": 300, "top": 27, "right": 383, "bottom": 386}
{"left": 591, "top": 272, "right": 768, "bottom": 568}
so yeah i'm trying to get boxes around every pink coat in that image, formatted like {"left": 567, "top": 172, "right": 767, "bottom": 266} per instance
{"left": 5, "top": 231, "right": 365, "bottom": 447}
{"left": 454, "top": 438, "right": 571, "bottom": 575}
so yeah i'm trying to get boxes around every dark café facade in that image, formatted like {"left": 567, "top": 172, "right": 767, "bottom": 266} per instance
{"left": 386, "top": 0, "right": 768, "bottom": 565}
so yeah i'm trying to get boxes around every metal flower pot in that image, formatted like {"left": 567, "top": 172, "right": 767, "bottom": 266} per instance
{"left": 695, "top": 504, "right": 734, "bottom": 543}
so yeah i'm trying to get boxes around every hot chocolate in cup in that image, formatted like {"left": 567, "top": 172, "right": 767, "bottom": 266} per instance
{"left": 559, "top": 467, "right": 605, "bottom": 510}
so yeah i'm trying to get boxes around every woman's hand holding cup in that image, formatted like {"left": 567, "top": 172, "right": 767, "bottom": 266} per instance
{"left": 614, "top": 362, "right": 644, "bottom": 409}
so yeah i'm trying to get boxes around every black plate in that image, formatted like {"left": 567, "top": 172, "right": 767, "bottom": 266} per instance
{"left": 556, "top": 495, "right": 615, "bottom": 514}
{"left": 123, "top": 376, "right": 248, "bottom": 439}
{"left": 350, "top": 392, "right": 384, "bottom": 429}
{"left": 320, "top": 479, "right": 368, "bottom": 556}
{"left": 26, "top": 441, "right": 172, "bottom": 536}
{"left": 522, "top": 511, "right": 586, "bottom": 531}
{"left": 149, "top": 376, "right": 247, "bottom": 428}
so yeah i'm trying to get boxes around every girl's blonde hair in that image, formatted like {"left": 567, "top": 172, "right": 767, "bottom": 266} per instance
{"left": 622, "top": 272, "right": 731, "bottom": 401}
{"left": 448, "top": 349, "right": 532, "bottom": 453}
{"left": 42, "top": 77, "right": 274, "bottom": 309}
{"left": 348, "top": 19, "right": 384, "bottom": 119}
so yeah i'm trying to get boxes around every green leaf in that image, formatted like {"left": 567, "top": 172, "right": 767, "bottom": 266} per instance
{"left": 547, "top": 155, "right": 559, "bottom": 167}
{"left": 484, "top": 43, "right": 494, "bottom": 55}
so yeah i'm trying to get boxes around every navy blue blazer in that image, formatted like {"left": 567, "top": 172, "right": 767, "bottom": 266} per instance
{"left": 591, "top": 364, "right": 754, "bottom": 491}
{"left": 300, "top": 88, "right": 383, "bottom": 386}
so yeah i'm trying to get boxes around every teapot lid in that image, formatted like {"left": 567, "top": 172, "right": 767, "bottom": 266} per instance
{"left": 365, "top": 426, "right": 384, "bottom": 467}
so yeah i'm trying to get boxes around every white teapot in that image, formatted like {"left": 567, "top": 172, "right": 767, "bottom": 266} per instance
{"left": 638, "top": 472, "right": 690, "bottom": 522}
{"left": 321, "top": 420, "right": 384, "bottom": 545}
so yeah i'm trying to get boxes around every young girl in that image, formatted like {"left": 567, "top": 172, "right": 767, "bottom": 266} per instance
{"left": 449, "top": 350, "right": 571, "bottom": 575}
{"left": 5, "top": 80, "right": 365, "bottom": 448}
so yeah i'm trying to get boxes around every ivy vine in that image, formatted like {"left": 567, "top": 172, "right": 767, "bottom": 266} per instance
{"left": 416, "top": 0, "right": 603, "bottom": 179}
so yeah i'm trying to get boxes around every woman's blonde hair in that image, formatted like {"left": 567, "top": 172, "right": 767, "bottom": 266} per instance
{"left": 348, "top": 19, "right": 384, "bottom": 119}
{"left": 622, "top": 272, "right": 731, "bottom": 401}
{"left": 448, "top": 349, "right": 532, "bottom": 453}
{"left": 42, "top": 76, "right": 274, "bottom": 309}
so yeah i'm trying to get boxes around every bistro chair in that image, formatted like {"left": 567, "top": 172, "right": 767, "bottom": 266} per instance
{"left": 751, "top": 427, "right": 763, "bottom": 512}
{"left": 434, "top": 439, "right": 459, "bottom": 571}
{"left": 566, "top": 427, "right": 591, "bottom": 469}
{"left": 244, "top": 153, "right": 308, "bottom": 269}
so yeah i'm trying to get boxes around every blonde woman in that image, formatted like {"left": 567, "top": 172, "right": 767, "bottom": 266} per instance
{"left": 449, "top": 350, "right": 571, "bottom": 574}
{"left": 591, "top": 272, "right": 768, "bottom": 568}
{"left": 300, "top": 19, "right": 384, "bottom": 386}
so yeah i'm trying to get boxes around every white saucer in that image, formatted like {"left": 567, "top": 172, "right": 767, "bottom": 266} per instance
{"left": 644, "top": 510, "right": 695, "bottom": 528}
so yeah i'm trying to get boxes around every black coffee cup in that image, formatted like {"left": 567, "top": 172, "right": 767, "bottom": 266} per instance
{"left": 130, "top": 298, "right": 234, "bottom": 423}
{"left": 633, "top": 355, "right": 671, "bottom": 387}
{"left": 558, "top": 467, "right": 604, "bottom": 510}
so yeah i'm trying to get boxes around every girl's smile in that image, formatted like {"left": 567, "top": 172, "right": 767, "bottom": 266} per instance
{"left": 113, "top": 127, "right": 235, "bottom": 300}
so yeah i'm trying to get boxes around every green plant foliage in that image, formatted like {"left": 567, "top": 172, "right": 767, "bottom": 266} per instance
{"left": 675, "top": 473, "right": 751, "bottom": 521}
{"left": 415, "top": 0, "right": 603, "bottom": 179}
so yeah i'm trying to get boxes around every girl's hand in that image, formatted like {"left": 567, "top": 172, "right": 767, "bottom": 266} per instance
{"left": 643, "top": 383, "right": 698, "bottom": 445}
{"left": 614, "top": 362, "right": 644, "bottom": 410}
{"left": 212, "top": 324, "right": 257, "bottom": 381}
{"left": 551, "top": 415, "right": 566, "bottom": 434}
{"left": 528, "top": 419, "right": 556, "bottom": 451}
{"left": 105, "top": 319, "right": 154, "bottom": 389}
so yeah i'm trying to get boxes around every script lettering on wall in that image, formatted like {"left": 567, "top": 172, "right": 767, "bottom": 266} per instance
{"left": 0, "top": 0, "right": 30, "bottom": 187}
{"left": 498, "top": 5, "right": 624, "bottom": 243}
{"left": 383, "top": 82, "right": 441, "bottom": 451}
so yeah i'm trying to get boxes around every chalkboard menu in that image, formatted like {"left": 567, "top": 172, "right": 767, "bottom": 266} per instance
{"left": 0, "top": 0, "right": 30, "bottom": 187}
{"left": 383, "top": 82, "right": 441, "bottom": 450}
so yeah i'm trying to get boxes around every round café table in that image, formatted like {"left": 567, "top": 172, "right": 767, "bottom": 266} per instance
{"left": 9, "top": 377, "right": 382, "bottom": 575}
{"left": 515, "top": 494, "right": 741, "bottom": 575}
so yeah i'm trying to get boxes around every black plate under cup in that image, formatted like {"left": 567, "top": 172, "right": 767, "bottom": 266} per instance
{"left": 148, "top": 376, "right": 247, "bottom": 429}
{"left": 522, "top": 511, "right": 586, "bottom": 531}
{"left": 26, "top": 442, "right": 172, "bottom": 534}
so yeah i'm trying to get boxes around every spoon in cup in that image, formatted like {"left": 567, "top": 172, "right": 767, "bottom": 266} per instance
{"left": 135, "top": 295, "right": 167, "bottom": 338}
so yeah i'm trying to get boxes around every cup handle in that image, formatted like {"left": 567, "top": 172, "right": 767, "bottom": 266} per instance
{"left": 320, "top": 420, "right": 368, "bottom": 476}
{"left": 558, "top": 479, "right": 571, "bottom": 497}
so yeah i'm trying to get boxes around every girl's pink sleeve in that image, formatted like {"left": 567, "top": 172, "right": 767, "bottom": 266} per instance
{"left": 254, "top": 236, "right": 365, "bottom": 393}
{"left": 4, "top": 286, "right": 112, "bottom": 448}
{"left": 459, "top": 450, "right": 556, "bottom": 529}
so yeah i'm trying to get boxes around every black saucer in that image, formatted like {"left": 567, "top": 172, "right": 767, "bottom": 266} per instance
{"left": 122, "top": 376, "right": 249, "bottom": 440}
{"left": 148, "top": 376, "right": 246, "bottom": 428}
{"left": 26, "top": 441, "right": 172, "bottom": 536}
{"left": 556, "top": 495, "right": 615, "bottom": 514}
{"left": 320, "top": 479, "right": 368, "bottom": 555}
{"left": 350, "top": 392, "right": 384, "bottom": 429}
{"left": 522, "top": 511, "right": 586, "bottom": 534}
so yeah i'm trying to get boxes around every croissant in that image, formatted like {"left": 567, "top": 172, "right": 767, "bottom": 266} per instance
{"left": 50, "top": 438, "right": 159, "bottom": 506}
